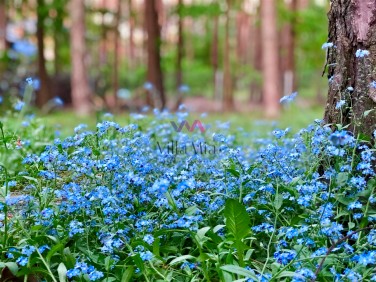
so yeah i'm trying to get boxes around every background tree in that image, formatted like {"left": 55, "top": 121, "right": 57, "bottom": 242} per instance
{"left": 222, "top": 0, "right": 234, "bottom": 111}
{"left": 323, "top": 0, "right": 376, "bottom": 139}
{"left": 36, "top": 0, "right": 51, "bottom": 107}
{"left": 145, "top": 0, "right": 165, "bottom": 109}
{"left": 0, "top": 1, "right": 7, "bottom": 52}
{"left": 261, "top": 0, "right": 281, "bottom": 117}
{"left": 70, "top": 0, "right": 91, "bottom": 115}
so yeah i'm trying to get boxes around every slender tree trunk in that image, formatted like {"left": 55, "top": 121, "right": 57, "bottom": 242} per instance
{"left": 70, "top": 0, "right": 91, "bottom": 115}
{"left": 324, "top": 0, "right": 376, "bottom": 139}
{"left": 145, "top": 0, "right": 165, "bottom": 109}
{"left": 211, "top": 15, "right": 219, "bottom": 100}
{"left": 223, "top": 0, "right": 234, "bottom": 111}
{"left": 250, "top": 7, "right": 262, "bottom": 104}
{"left": 261, "top": 0, "right": 280, "bottom": 117}
{"left": 175, "top": 0, "right": 184, "bottom": 109}
{"left": 281, "top": 0, "right": 297, "bottom": 96}
{"left": 128, "top": 0, "right": 135, "bottom": 69}
{"left": 36, "top": 0, "right": 51, "bottom": 107}
{"left": 0, "top": 0, "right": 7, "bottom": 51}
{"left": 113, "top": 0, "right": 122, "bottom": 111}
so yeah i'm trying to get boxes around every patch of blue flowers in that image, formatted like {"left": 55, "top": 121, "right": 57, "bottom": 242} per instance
{"left": 0, "top": 109, "right": 375, "bottom": 281}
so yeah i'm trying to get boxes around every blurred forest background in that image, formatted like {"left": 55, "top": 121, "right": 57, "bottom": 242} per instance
{"left": 0, "top": 0, "right": 329, "bottom": 117}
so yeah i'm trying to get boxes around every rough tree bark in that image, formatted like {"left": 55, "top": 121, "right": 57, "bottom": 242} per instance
{"left": 36, "top": 0, "right": 51, "bottom": 108}
{"left": 261, "top": 0, "right": 281, "bottom": 117}
{"left": 324, "top": 0, "right": 376, "bottom": 139}
{"left": 145, "top": 0, "right": 166, "bottom": 109}
{"left": 70, "top": 0, "right": 92, "bottom": 115}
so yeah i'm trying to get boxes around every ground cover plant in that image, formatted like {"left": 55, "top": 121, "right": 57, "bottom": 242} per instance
{"left": 0, "top": 87, "right": 376, "bottom": 281}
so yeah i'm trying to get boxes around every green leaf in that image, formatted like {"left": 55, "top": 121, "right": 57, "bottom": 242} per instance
{"left": 4, "top": 262, "right": 18, "bottom": 275}
{"left": 57, "top": 263, "right": 67, "bottom": 282}
{"left": 336, "top": 172, "right": 348, "bottom": 187}
{"left": 226, "top": 168, "right": 240, "bottom": 178}
{"left": 169, "top": 255, "right": 195, "bottom": 266}
{"left": 275, "top": 270, "right": 304, "bottom": 279}
{"left": 274, "top": 194, "right": 283, "bottom": 210}
{"left": 47, "top": 243, "right": 64, "bottom": 263}
{"left": 224, "top": 199, "right": 250, "bottom": 240}
{"left": 220, "top": 265, "right": 258, "bottom": 280}
{"left": 121, "top": 266, "right": 134, "bottom": 282}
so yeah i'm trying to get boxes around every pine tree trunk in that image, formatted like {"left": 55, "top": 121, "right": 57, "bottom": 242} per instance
{"left": 36, "top": 0, "right": 51, "bottom": 108}
{"left": 0, "top": 1, "right": 7, "bottom": 51}
{"left": 211, "top": 15, "right": 219, "bottom": 100}
{"left": 175, "top": 0, "right": 184, "bottom": 109}
{"left": 261, "top": 0, "right": 281, "bottom": 117}
{"left": 145, "top": 0, "right": 165, "bottom": 109}
{"left": 70, "top": 0, "right": 91, "bottom": 115}
{"left": 281, "top": 0, "right": 297, "bottom": 97}
{"left": 323, "top": 0, "right": 376, "bottom": 139}
{"left": 223, "top": 0, "right": 234, "bottom": 111}
{"left": 112, "top": 0, "right": 122, "bottom": 111}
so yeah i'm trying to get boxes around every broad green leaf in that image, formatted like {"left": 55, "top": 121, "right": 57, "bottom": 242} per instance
{"left": 169, "top": 255, "right": 195, "bottom": 266}
{"left": 57, "top": 263, "right": 67, "bottom": 282}
{"left": 121, "top": 266, "right": 134, "bottom": 282}
{"left": 4, "top": 262, "right": 18, "bottom": 275}
{"left": 224, "top": 199, "right": 250, "bottom": 240}
{"left": 220, "top": 265, "right": 258, "bottom": 280}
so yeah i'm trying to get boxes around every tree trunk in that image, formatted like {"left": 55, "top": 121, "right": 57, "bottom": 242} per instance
{"left": 70, "top": 0, "right": 91, "bottom": 115}
{"left": 175, "top": 0, "right": 184, "bottom": 109}
{"left": 0, "top": 0, "right": 7, "bottom": 51}
{"left": 211, "top": 15, "right": 219, "bottom": 100}
{"left": 250, "top": 6, "right": 262, "bottom": 104}
{"left": 261, "top": 0, "right": 281, "bottom": 117}
{"left": 128, "top": 0, "right": 135, "bottom": 69}
{"left": 145, "top": 0, "right": 165, "bottom": 109}
{"left": 113, "top": 0, "right": 122, "bottom": 111}
{"left": 281, "top": 0, "right": 297, "bottom": 97}
{"left": 323, "top": 0, "right": 376, "bottom": 139}
{"left": 223, "top": 0, "right": 234, "bottom": 111}
{"left": 36, "top": 0, "right": 51, "bottom": 108}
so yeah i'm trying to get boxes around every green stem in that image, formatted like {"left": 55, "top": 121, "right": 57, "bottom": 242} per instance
{"left": 36, "top": 248, "right": 58, "bottom": 282}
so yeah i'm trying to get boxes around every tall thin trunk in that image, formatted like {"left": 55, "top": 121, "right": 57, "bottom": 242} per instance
{"left": 70, "top": 0, "right": 91, "bottom": 115}
{"left": 113, "top": 0, "right": 122, "bottom": 111}
{"left": 145, "top": 0, "right": 165, "bottom": 109}
{"left": 36, "top": 0, "right": 51, "bottom": 107}
{"left": 281, "top": 0, "right": 297, "bottom": 96}
{"left": 0, "top": 0, "right": 7, "bottom": 51}
{"left": 211, "top": 16, "right": 219, "bottom": 100}
{"left": 128, "top": 0, "right": 135, "bottom": 69}
{"left": 250, "top": 7, "right": 262, "bottom": 104}
{"left": 175, "top": 0, "right": 184, "bottom": 109}
{"left": 324, "top": 0, "right": 376, "bottom": 139}
{"left": 223, "top": 0, "right": 234, "bottom": 111}
{"left": 261, "top": 0, "right": 280, "bottom": 117}
{"left": 53, "top": 0, "right": 64, "bottom": 75}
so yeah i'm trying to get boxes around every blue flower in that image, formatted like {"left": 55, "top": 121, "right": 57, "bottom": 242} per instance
{"left": 280, "top": 92, "right": 298, "bottom": 104}
{"left": 355, "top": 49, "right": 370, "bottom": 58}
{"left": 14, "top": 101, "right": 25, "bottom": 111}
{"left": 143, "top": 234, "right": 154, "bottom": 245}
{"left": 321, "top": 42, "right": 334, "bottom": 49}
{"left": 0, "top": 96, "right": 3, "bottom": 104}
{"left": 16, "top": 256, "right": 28, "bottom": 266}
{"left": 143, "top": 82, "right": 153, "bottom": 90}
{"left": 335, "top": 100, "right": 346, "bottom": 109}
{"left": 13, "top": 40, "right": 37, "bottom": 57}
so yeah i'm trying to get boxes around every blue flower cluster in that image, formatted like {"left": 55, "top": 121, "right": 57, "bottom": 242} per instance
{"left": 1, "top": 110, "right": 376, "bottom": 280}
